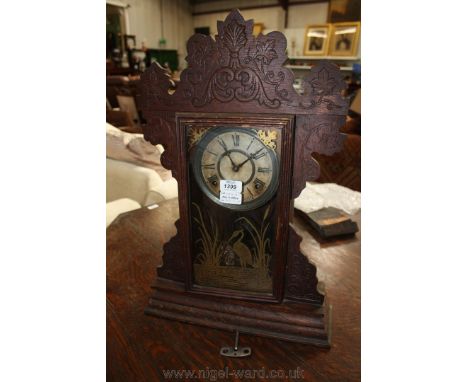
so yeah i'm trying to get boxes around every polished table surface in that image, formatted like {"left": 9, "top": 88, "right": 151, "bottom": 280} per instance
{"left": 107, "top": 198, "right": 360, "bottom": 381}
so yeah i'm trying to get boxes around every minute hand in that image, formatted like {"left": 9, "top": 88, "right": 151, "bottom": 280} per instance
{"left": 237, "top": 148, "right": 264, "bottom": 169}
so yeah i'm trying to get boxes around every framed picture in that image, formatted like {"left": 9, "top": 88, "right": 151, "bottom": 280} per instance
{"left": 328, "top": 0, "right": 361, "bottom": 23}
{"left": 194, "top": 27, "right": 210, "bottom": 36}
{"left": 124, "top": 34, "right": 136, "bottom": 51}
{"left": 328, "top": 22, "right": 360, "bottom": 57}
{"left": 303, "top": 24, "right": 331, "bottom": 56}
{"left": 253, "top": 23, "right": 264, "bottom": 36}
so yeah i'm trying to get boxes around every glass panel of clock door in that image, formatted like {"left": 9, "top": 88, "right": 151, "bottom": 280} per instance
{"left": 187, "top": 125, "right": 282, "bottom": 295}
{"left": 190, "top": 200, "right": 275, "bottom": 294}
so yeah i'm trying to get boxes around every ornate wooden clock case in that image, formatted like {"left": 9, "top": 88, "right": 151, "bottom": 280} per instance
{"left": 139, "top": 10, "right": 349, "bottom": 347}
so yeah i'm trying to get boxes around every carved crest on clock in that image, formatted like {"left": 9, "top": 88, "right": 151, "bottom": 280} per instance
{"left": 139, "top": 9, "right": 348, "bottom": 118}
{"left": 181, "top": 10, "right": 289, "bottom": 108}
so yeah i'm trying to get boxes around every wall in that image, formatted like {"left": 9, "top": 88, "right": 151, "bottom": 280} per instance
{"left": 193, "top": 0, "right": 277, "bottom": 14}
{"left": 287, "top": 2, "right": 329, "bottom": 28}
{"left": 124, "top": 0, "right": 193, "bottom": 69}
{"left": 285, "top": 2, "right": 329, "bottom": 56}
{"left": 193, "top": 7, "right": 285, "bottom": 36}
{"left": 192, "top": 1, "right": 332, "bottom": 57}
{"left": 117, "top": 0, "right": 357, "bottom": 69}
{"left": 193, "top": 2, "right": 329, "bottom": 35}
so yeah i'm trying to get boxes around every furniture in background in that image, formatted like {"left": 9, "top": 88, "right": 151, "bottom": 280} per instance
{"left": 106, "top": 198, "right": 140, "bottom": 228}
{"left": 106, "top": 75, "right": 146, "bottom": 132}
{"left": 313, "top": 128, "right": 361, "bottom": 191}
{"left": 145, "top": 49, "right": 178, "bottom": 72}
{"left": 106, "top": 76, "right": 140, "bottom": 109}
{"left": 125, "top": 48, "right": 179, "bottom": 73}
{"left": 106, "top": 158, "right": 176, "bottom": 205}
{"left": 106, "top": 62, "right": 135, "bottom": 76}
{"left": 106, "top": 123, "right": 177, "bottom": 227}
{"left": 314, "top": 89, "right": 361, "bottom": 192}
{"left": 106, "top": 158, "right": 177, "bottom": 227}
{"left": 107, "top": 198, "right": 361, "bottom": 380}
{"left": 116, "top": 95, "right": 141, "bottom": 127}
{"left": 106, "top": 109, "right": 142, "bottom": 134}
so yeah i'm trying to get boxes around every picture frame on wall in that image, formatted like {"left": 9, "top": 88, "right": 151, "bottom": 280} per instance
{"left": 253, "top": 23, "right": 264, "bottom": 36}
{"left": 124, "top": 34, "right": 136, "bottom": 51}
{"left": 328, "top": 22, "right": 360, "bottom": 57}
{"left": 194, "top": 27, "right": 210, "bottom": 36}
{"left": 303, "top": 24, "right": 331, "bottom": 56}
{"left": 328, "top": 0, "right": 361, "bottom": 22}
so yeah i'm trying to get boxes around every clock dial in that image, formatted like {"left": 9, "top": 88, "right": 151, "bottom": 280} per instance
{"left": 192, "top": 127, "right": 279, "bottom": 210}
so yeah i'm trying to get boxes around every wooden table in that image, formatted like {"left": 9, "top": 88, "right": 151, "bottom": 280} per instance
{"left": 107, "top": 198, "right": 360, "bottom": 381}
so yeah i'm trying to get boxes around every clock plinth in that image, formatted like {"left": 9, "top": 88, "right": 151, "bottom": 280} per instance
{"left": 139, "top": 9, "right": 349, "bottom": 347}
{"left": 145, "top": 278, "right": 330, "bottom": 347}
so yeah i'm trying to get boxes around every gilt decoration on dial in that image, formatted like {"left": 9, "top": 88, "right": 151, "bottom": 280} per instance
{"left": 191, "top": 127, "right": 279, "bottom": 211}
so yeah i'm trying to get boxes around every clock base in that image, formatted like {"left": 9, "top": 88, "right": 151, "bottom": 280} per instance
{"left": 145, "top": 278, "right": 331, "bottom": 347}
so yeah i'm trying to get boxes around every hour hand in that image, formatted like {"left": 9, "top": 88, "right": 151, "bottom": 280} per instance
{"left": 226, "top": 152, "right": 237, "bottom": 168}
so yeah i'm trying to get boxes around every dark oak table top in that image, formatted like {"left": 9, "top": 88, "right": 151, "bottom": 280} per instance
{"left": 107, "top": 198, "right": 360, "bottom": 381}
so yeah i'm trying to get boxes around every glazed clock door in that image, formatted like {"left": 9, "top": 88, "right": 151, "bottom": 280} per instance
{"left": 177, "top": 114, "right": 294, "bottom": 302}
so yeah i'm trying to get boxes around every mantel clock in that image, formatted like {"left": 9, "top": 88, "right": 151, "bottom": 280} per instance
{"left": 139, "top": 10, "right": 349, "bottom": 347}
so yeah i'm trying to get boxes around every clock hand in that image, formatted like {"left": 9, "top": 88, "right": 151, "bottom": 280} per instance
{"left": 237, "top": 147, "right": 264, "bottom": 169}
{"left": 219, "top": 143, "right": 238, "bottom": 169}
{"left": 236, "top": 157, "right": 250, "bottom": 169}
{"left": 226, "top": 152, "right": 237, "bottom": 168}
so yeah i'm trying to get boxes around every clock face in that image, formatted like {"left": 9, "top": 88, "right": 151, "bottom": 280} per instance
{"left": 192, "top": 127, "right": 279, "bottom": 211}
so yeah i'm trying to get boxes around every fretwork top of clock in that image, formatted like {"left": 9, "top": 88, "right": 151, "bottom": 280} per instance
{"left": 138, "top": 9, "right": 348, "bottom": 117}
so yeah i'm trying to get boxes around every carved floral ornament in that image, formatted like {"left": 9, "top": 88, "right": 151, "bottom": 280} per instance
{"left": 139, "top": 9, "right": 349, "bottom": 115}
{"left": 138, "top": 9, "right": 349, "bottom": 188}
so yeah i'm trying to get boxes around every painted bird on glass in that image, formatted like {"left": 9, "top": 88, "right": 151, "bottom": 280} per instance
{"left": 229, "top": 229, "right": 253, "bottom": 268}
